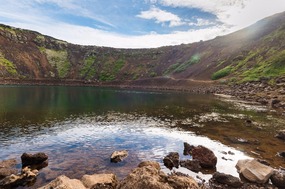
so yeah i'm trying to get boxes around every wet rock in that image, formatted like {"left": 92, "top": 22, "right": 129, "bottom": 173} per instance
{"left": 245, "top": 119, "right": 253, "bottom": 126}
{"left": 81, "top": 173, "right": 118, "bottom": 189}
{"left": 118, "top": 161, "right": 199, "bottom": 189}
{"left": 278, "top": 151, "right": 285, "bottom": 158}
{"left": 138, "top": 161, "right": 160, "bottom": 170}
{"left": 192, "top": 145, "right": 217, "bottom": 168}
{"left": 21, "top": 152, "right": 48, "bottom": 167}
{"left": 183, "top": 142, "right": 194, "bottom": 155}
{"left": 38, "top": 175, "right": 86, "bottom": 189}
{"left": 270, "top": 169, "right": 285, "bottom": 188}
{"left": 110, "top": 150, "right": 128, "bottom": 163}
{"left": 228, "top": 151, "right": 235, "bottom": 155}
{"left": 163, "top": 152, "right": 179, "bottom": 170}
{"left": 236, "top": 159, "right": 274, "bottom": 184}
{"left": 210, "top": 172, "right": 243, "bottom": 188}
{"left": 269, "top": 99, "right": 281, "bottom": 108}
{"left": 0, "top": 159, "right": 18, "bottom": 179}
{"left": 180, "top": 160, "right": 201, "bottom": 173}
{"left": 275, "top": 130, "right": 285, "bottom": 140}
{"left": 0, "top": 167, "right": 38, "bottom": 188}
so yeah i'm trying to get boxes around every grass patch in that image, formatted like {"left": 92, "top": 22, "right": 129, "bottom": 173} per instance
{"left": 114, "top": 59, "right": 125, "bottom": 72}
{"left": 211, "top": 66, "right": 232, "bottom": 80}
{"left": 99, "top": 58, "right": 126, "bottom": 81}
{"left": 164, "top": 63, "right": 180, "bottom": 75}
{"left": 0, "top": 54, "right": 18, "bottom": 76}
{"left": 241, "top": 50, "right": 285, "bottom": 82}
{"left": 45, "top": 49, "right": 70, "bottom": 78}
{"left": 80, "top": 55, "right": 97, "bottom": 79}
{"left": 150, "top": 72, "right": 157, "bottom": 77}
{"left": 99, "top": 72, "right": 115, "bottom": 81}
{"left": 173, "top": 54, "right": 201, "bottom": 73}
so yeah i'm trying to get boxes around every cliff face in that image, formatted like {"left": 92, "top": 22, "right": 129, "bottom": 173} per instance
{"left": 0, "top": 11, "right": 285, "bottom": 84}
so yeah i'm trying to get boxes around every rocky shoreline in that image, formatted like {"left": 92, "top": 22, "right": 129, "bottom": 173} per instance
{"left": 216, "top": 77, "right": 285, "bottom": 113}
{"left": 1, "top": 141, "right": 285, "bottom": 189}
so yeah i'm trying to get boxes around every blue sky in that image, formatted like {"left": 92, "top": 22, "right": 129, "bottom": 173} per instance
{"left": 0, "top": 0, "right": 285, "bottom": 48}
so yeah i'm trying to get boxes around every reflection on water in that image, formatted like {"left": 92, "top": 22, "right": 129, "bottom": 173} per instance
{"left": 0, "top": 86, "right": 284, "bottom": 188}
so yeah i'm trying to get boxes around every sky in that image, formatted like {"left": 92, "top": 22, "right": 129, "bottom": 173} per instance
{"left": 0, "top": 0, "right": 285, "bottom": 48}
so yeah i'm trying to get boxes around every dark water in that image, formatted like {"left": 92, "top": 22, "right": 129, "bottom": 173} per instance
{"left": 0, "top": 86, "right": 284, "bottom": 188}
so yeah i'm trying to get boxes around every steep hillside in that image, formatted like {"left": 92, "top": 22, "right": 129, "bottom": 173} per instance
{"left": 0, "top": 11, "right": 285, "bottom": 85}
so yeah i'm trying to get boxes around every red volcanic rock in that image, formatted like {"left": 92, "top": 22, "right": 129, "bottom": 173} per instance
{"left": 191, "top": 145, "right": 217, "bottom": 168}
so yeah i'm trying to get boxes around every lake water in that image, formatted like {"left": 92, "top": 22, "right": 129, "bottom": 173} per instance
{"left": 0, "top": 86, "right": 284, "bottom": 188}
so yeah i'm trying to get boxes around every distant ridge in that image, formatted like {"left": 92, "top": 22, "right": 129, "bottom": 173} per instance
{"left": 0, "top": 11, "right": 284, "bottom": 85}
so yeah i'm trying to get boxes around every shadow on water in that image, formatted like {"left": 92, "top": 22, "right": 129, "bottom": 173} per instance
{"left": 0, "top": 86, "right": 284, "bottom": 188}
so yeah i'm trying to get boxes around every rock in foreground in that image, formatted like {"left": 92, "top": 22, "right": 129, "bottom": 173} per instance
{"left": 275, "top": 130, "right": 285, "bottom": 140}
{"left": 270, "top": 169, "right": 285, "bottom": 188}
{"left": 81, "top": 173, "right": 118, "bottom": 189}
{"left": 236, "top": 159, "right": 274, "bottom": 184}
{"left": 39, "top": 161, "right": 199, "bottom": 189}
{"left": 38, "top": 175, "right": 86, "bottom": 189}
{"left": 21, "top": 152, "right": 48, "bottom": 167}
{"left": 192, "top": 145, "right": 217, "bottom": 168}
{"left": 0, "top": 167, "right": 38, "bottom": 188}
{"left": 210, "top": 172, "right": 243, "bottom": 188}
{"left": 110, "top": 150, "right": 128, "bottom": 163}
{"left": 118, "top": 161, "right": 199, "bottom": 189}
{"left": 0, "top": 159, "right": 18, "bottom": 179}
{"left": 180, "top": 160, "right": 201, "bottom": 173}
{"left": 163, "top": 152, "right": 179, "bottom": 170}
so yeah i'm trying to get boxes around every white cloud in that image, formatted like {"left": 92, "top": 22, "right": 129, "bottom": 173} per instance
{"left": 188, "top": 18, "right": 216, "bottom": 27}
{"left": 157, "top": 0, "right": 285, "bottom": 29}
{"left": 137, "top": 7, "right": 185, "bottom": 27}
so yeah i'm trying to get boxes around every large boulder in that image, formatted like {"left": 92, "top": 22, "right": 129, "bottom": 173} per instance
{"left": 163, "top": 152, "right": 179, "bottom": 170}
{"left": 110, "top": 150, "right": 128, "bottom": 163}
{"left": 0, "top": 167, "right": 38, "bottom": 188}
{"left": 81, "top": 173, "right": 118, "bottom": 189}
{"left": 0, "top": 159, "right": 18, "bottom": 179}
{"left": 179, "top": 160, "right": 201, "bottom": 173}
{"left": 118, "top": 161, "right": 199, "bottom": 189}
{"left": 236, "top": 159, "right": 274, "bottom": 184}
{"left": 275, "top": 130, "right": 285, "bottom": 140}
{"left": 191, "top": 145, "right": 217, "bottom": 168}
{"left": 21, "top": 152, "right": 48, "bottom": 167}
{"left": 38, "top": 175, "right": 86, "bottom": 189}
{"left": 210, "top": 172, "right": 243, "bottom": 188}
{"left": 270, "top": 169, "right": 285, "bottom": 188}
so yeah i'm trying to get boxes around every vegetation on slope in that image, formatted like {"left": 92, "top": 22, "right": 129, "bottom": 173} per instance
{"left": 0, "top": 52, "right": 18, "bottom": 77}
{"left": 0, "top": 12, "right": 285, "bottom": 83}
{"left": 45, "top": 49, "right": 70, "bottom": 78}
{"left": 99, "top": 58, "right": 125, "bottom": 81}
{"left": 240, "top": 50, "right": 285, "bottom": 82}
{"left": 211, "top": 66, "right": 232, "bottom": 80}
{"left": 80, "top": 55, "right": 97, "bottom": 80}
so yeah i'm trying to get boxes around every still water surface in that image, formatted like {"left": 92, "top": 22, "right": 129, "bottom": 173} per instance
{"left": 0, "top": 86, "right": 284, "bottom": 188}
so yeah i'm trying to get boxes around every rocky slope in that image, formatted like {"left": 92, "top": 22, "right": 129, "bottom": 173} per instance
{"left": 0, "top": 11, "right": 285, "bottom": 86}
